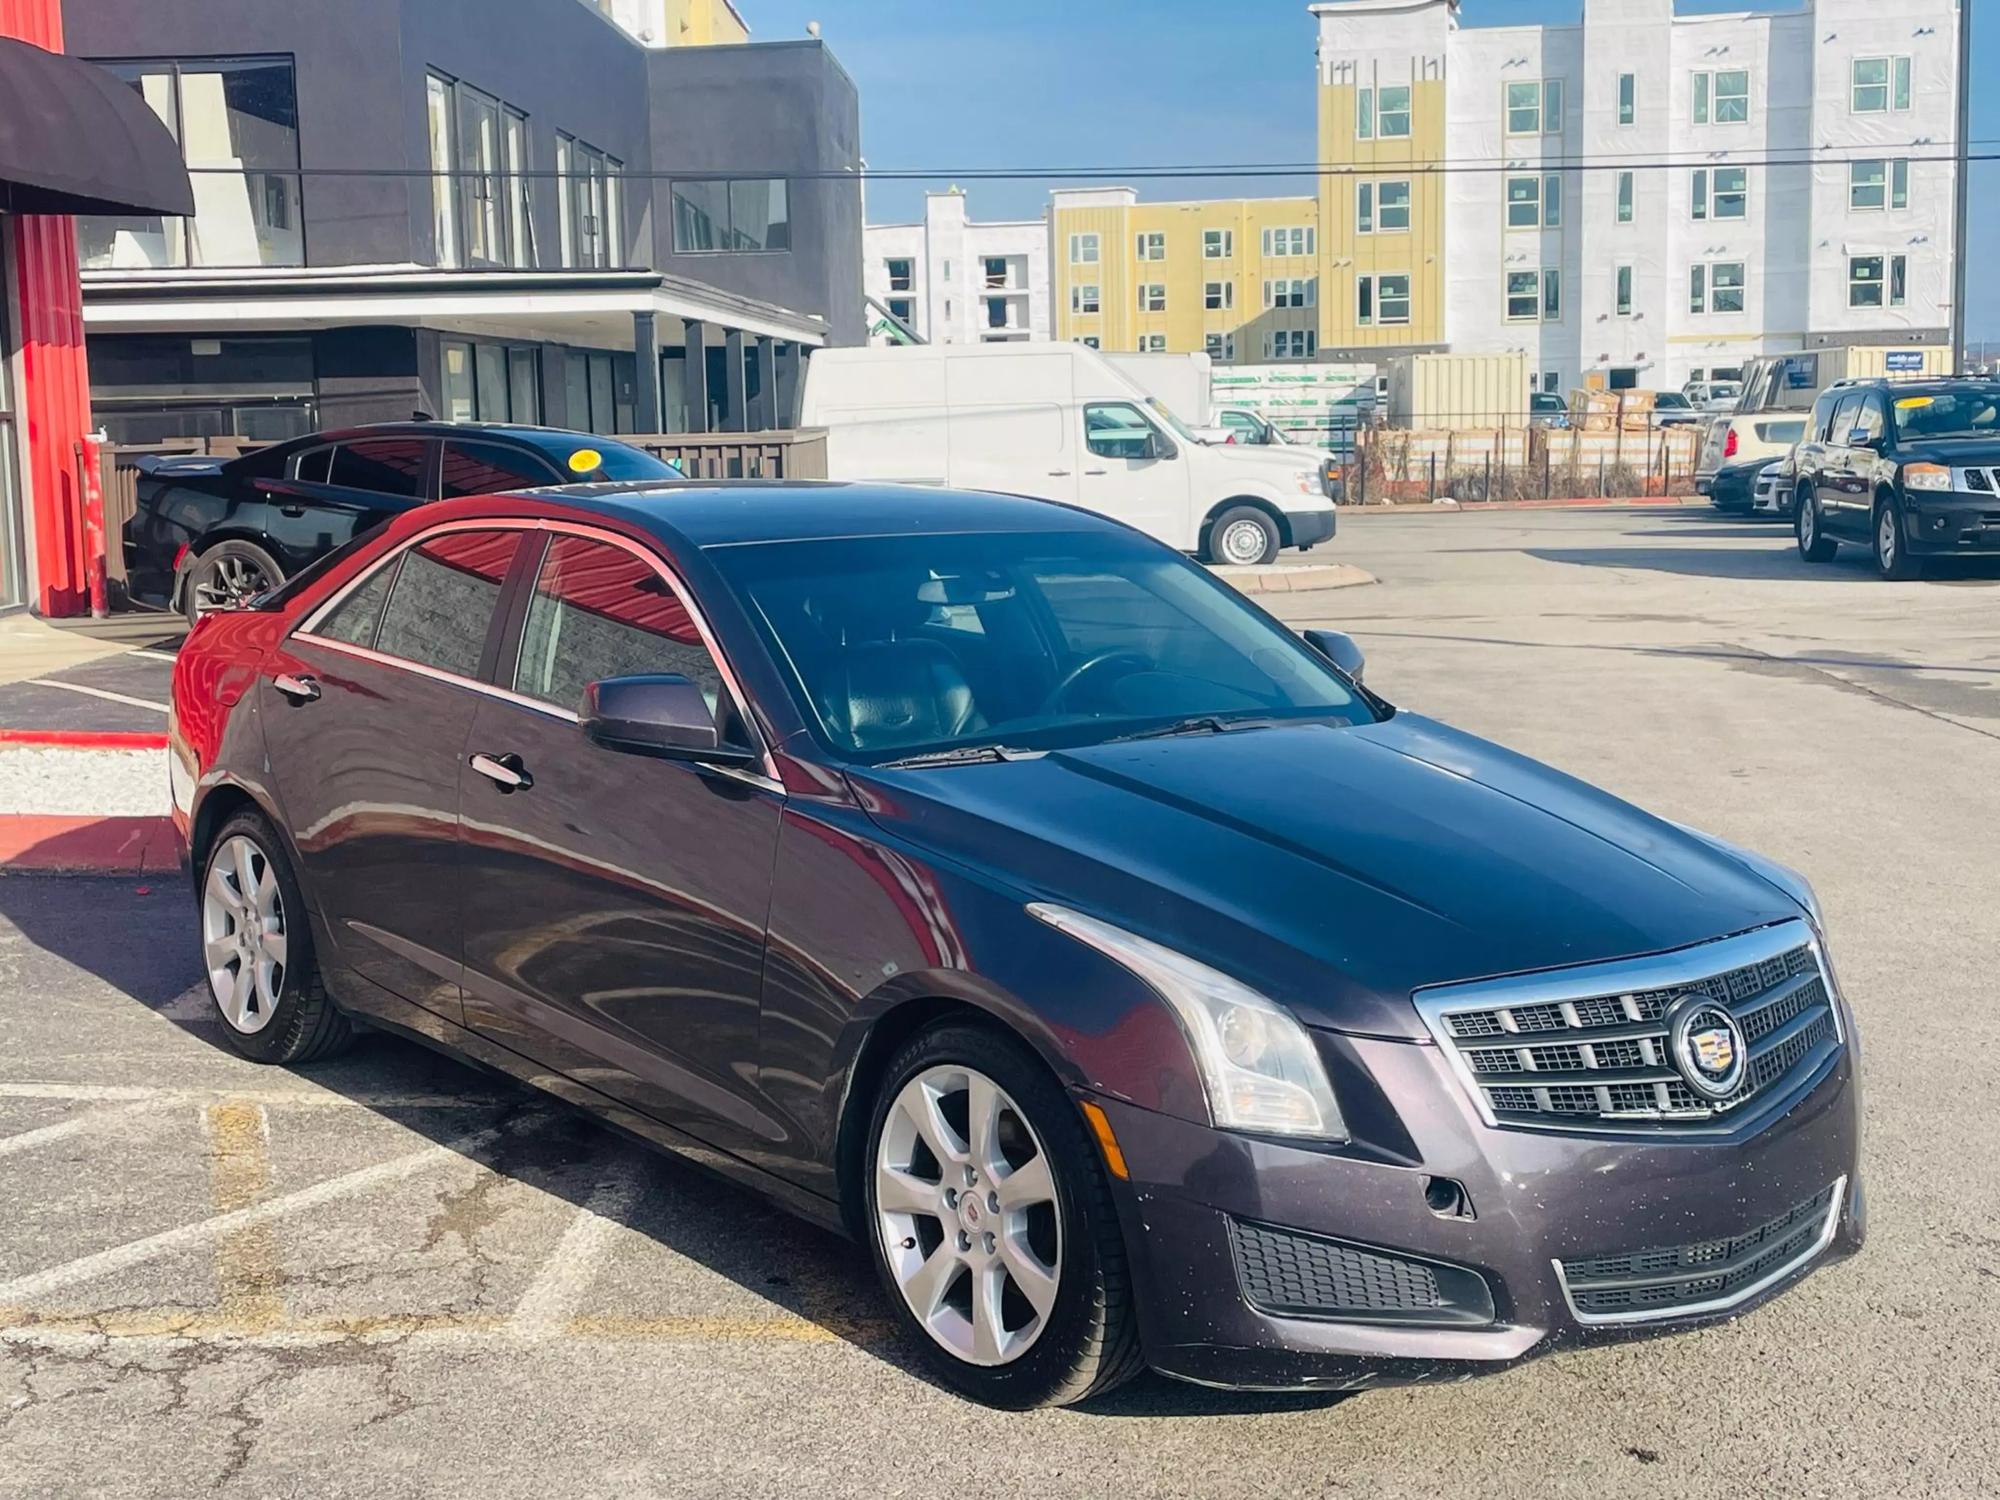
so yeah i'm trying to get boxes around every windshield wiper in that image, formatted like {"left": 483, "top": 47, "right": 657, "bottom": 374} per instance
{"left": 875, "top": 744, "right": 1036, "bottom": 770}
{"left": 1100, "top": 715, "right": 1274, "bottom": 746}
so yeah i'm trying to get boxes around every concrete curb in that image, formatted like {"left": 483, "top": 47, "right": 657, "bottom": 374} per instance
{"left": 1362, "top": 495, "right": 1709, "bottom": 513}
{"left": 1212, "top": 562, "right": 1377, "bottom": 594}
{"left": 0, "top": 815, "right": 180, "bottom": 876}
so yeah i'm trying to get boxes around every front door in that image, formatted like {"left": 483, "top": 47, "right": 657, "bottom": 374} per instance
{"left": 1077, "top": 401, "right": 1189, "bottom": 547}
{"left": 456, "top": 529, "right": 789, "bottom": 1158}
{"left": 259, "top": 525, "right": 527, "bottom": 1020}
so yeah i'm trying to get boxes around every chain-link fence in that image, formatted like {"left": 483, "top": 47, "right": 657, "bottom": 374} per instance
{"left": 1330, "top": 411, "right": 1709, "bottom": 505}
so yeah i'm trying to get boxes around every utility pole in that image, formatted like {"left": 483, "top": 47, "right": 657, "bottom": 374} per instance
{"left": 1950, "top": 0, "right": 1972, "bottom": 370}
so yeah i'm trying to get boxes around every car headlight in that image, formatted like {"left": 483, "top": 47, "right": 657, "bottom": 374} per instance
{"left": 1295, "top": 473, "right": 1319, "bottom": 496}
{"left": 1902, "top": 463, "right": 1952, "bottom": 492}
{"left": 1027, "top": 904, "right": 1347, "bottom": 1141}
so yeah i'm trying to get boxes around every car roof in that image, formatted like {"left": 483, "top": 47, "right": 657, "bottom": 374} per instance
{"left": 277, "top": 421, "right": 640, "bottom": 450}
{"left": 507, "top": 480, "right": 1123, "bottom": 549}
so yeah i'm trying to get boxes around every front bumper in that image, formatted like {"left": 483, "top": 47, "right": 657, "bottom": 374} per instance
{"left": 1902, "top": 491, "right": 2000, "bottom": 555}
{"left": 1287, "top": 506, "right": 1337, "bottom": 551}
{"left": 1093, "top": 1040, "right": 1862, "bottom": 1392}
{"left": 1707, "top": 464, "right": 1764, "bottom": 510}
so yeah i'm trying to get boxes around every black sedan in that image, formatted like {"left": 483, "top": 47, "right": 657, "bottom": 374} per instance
{"left": 170, "top": 482, "right": 1862, "bottom": 1408}
{"left": 123, "top": 421, "right": 679, "bottom": 620}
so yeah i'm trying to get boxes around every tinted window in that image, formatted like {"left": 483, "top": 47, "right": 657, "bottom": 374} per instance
{"left": 439, "top": 440, "right": 557, "bottom": 498}
{"left": 328, "top": 438, "right": 430, "bottom": 498}
{"left": 515, "top": 438, "right": 682, "bottom": 482}
{"left": 1828, "top": 394, "right": 1863, "bottom": 443}
{"left": 513, "top": 536, "right": 737, "bottom": 733}
{"left": 1852, "top": 396, "right": 1886, "bottom": 445}
{"left": 1890, "top": 386, "right": 2000, "bottom": 439}
{"left": 1808, "top": 391, "right": 1841, "bottom": 443}
{"left": 374, "top": 529, "right": 521, "bottom": 679}
{"left": 313, "top": 560, "right": 400, "bottom": 648}
{"left": 292, "top": 446, "right": 333, "bottom": 483}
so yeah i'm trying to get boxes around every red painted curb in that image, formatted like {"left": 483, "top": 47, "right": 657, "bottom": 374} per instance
{"left": 0, "top": 815, "right": 181, "bottom": 875}
{"left": 0, "top": 730, "right": 169, "bottom": 750}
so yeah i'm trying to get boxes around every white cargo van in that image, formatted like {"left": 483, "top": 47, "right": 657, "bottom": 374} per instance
{"left": 800, "top": 344, "right": 1335, "bottom": 565}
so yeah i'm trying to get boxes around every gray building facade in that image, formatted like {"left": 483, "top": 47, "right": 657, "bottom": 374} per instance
{"left": 64, "top": 0, "right": 862, "bottom": 442}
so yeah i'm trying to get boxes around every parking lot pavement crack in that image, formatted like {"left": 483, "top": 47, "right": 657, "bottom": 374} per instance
{"left": 1713, "top": 639, "right": 2000, "bottom": 745}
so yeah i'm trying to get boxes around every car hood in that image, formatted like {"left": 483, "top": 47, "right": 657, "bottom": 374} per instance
{"left": 1894, "top": 438, "right": 2000, "bottom": 467}
{"left": 848, "top": 715, "right": 1802, "bottom": 1039}
{"left": 1202, "top": 442, "right": 1322, "bottom": 481}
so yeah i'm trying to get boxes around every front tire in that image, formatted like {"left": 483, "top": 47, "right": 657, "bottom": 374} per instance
{"left": 1874, "top": 496, "right": 1922, "bottom": 580}
{"left": 200, "top": 812, "right": 353, "bottom": 1064}
{"left": 1207, "top": 505, "right": 1281, "bottom": 567}
{"left": 1796, "top": 493, "right": 1837, "bottom": 563}
{"left": 864, "top": 1023, "right": 1142, "bottom": 1408}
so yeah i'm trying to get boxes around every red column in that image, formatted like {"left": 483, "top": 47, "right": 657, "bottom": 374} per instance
{"left": 2, "top": 0, "right": 98, "bottom": 617}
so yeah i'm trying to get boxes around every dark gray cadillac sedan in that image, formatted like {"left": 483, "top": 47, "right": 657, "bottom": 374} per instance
{"left": 169, "top": 482, "right": 1863, "bottom": 1408}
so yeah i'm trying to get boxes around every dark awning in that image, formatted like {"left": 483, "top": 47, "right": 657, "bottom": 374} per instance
{"left": 0, "top": 37, "right": 193, "bottom": 218}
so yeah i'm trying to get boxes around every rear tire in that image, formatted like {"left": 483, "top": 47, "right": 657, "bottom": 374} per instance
{"left": 863, "top": 1022, "right": 1142, "bottom": 1409}
{"left": 183, "top": 539, "right": 285, "bottom": 624}
{"left": 1207, "top": 506, "right": 1281, "bottom": 567}
{"left": 1874, "top": 496, "right": 1922, "bottom": 580}
{"left": 199, "top": 811, "right": 353, "bottom": 1064}
{"left": 1796, "top": 494, "right": 1837, "bottom": 563}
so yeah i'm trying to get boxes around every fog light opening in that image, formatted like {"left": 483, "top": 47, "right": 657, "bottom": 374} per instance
{"left": 1424, "top": 1176, "right": 1474, "bottom": 1221}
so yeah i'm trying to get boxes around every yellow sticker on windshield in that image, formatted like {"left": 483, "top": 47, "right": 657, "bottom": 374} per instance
{"left": 1894, "top": 397, "right": 1935, "bottom": 410}
{"left": 567, "top": 448, "right": 603, "bottom": 474}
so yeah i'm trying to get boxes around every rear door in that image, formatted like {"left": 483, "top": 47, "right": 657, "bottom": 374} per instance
{"left": 259, "top": 524, "right": 528, "bottom": 1022}
{"left": 1075, "top": 401, "right": 1188, "bottom": 544}
{"left": 454, "top": 527, "right": 790, "bottom": 1157}
{"left": 260, "top": 436, "right": 437, "bottom": 575}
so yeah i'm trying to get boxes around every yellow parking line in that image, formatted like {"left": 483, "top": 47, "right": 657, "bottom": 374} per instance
{"left": 203, "top": 1100, "right": 284, "bottom": 1332}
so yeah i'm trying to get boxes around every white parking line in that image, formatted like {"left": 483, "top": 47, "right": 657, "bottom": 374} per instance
{"left": 0, "top": 1100, "right": 167, "bottom": 1161}
{"left": 32, "top": 679, "right": 171, "bottom": 713}
{"left": 506, "top": 1154, "right": 650, "bottom": 1337}
{"left": 0, "top": 1115, "right": 534, "bottom": 1306}
{"left": 128, "top": 650, "right": 182, "bottom": 666}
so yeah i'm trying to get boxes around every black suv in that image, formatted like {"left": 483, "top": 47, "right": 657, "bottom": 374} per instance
{"left": 1792, "top": 378, "right": 2000, "bottom": 579}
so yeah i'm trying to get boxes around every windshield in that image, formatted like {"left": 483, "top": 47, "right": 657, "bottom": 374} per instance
{"left": 1890, "top": 387, "right": 2000, "bottom": 440}
{"left": 1656, "top": 393, "right": 1690, "bottom": 408}
{"left": 1143, "top": 398, "right": 1201, "bottom": 445}
{"left": 525, "top": 436, "right": 682, "bottom": 481}
{"left": 712, "top": 529, "right": 1380, "bottom": 763}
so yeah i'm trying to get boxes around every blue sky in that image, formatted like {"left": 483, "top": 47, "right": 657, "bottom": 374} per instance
{"left": 747, "top": 0, "right": 1995, "bottom": 335}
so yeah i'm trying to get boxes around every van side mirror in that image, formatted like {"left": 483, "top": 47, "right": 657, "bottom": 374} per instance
{"left": 580, "top": 674, "right": 756, "bottom": 766}
{"left": 1146, "top": 431, "right": 1177, "bottom": 462}
{"left": 1302, "top": 628, "right": 1366, "bottom": 684}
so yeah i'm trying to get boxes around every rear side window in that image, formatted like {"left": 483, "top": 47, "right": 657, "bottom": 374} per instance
{"left": 292, "top": 446, "right": 334, "bottom": 483}
{"left": 373, "top": 529, "right": 522, "bottom": 680}
{"left": 328, "top": 438, "right": 431, "bottom": 498}
{"left": 440, "top": 441, "right": 558, "bottom": 498}
{"left": 512, "top": 535, "right": 736, "bottom": 730}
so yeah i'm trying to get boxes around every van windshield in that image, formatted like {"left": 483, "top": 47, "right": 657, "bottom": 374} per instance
{"left": 1143, "top": 398, "right": 1202, "bottom": 445}
{"left": 713, "top": 529, "right": 1379, "bottom": 764}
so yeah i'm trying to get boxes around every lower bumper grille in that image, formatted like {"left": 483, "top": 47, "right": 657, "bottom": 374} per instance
{"left": 1555, "top": 1179, "right": 1844, "bottom": 1324}
{"left": 1228, "top": 1219, "right": 1495, "bottom": 1326}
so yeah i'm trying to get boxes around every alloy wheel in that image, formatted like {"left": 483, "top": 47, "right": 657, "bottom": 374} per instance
{"left": 192, "top": 553, "right": 273, "bottom": 615}
{"left": 202, "top": 834, "right": 289, "bottom": 1034}
{"left": 1800, "top": 500, "right": 1816, "bottom": 549}
{"left": 874, "top": 1064, "right": 1063, "bottom": 1367}
{"left": 1877, "top": 507, "right": 1897, "bottom": 571}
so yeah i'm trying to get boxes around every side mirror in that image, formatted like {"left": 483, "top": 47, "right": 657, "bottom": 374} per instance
{"left": 1846, "top": 427, "right": 1876, "bottom": 448}
{"left": 1302, "top": 628, "right": 1366, "bottom": 684}
{"left": 580, "top": 674, "right": 756, "bottom": 766}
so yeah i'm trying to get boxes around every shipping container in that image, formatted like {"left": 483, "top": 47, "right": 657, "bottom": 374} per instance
{"left": 1385, "top": 352, "right": 1528, "bottom": 428}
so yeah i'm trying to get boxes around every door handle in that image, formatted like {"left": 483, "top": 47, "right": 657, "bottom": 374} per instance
{"left": 1084, "top": 468, "right": 1108, "bottom": 476}
{"left": 279, "top": 504, "right": 307, "bottom": 517}
{"left": 470, "top": 752, "right": 533, "bottom": 793}
{"left": 272, "top": 673, "right": 320, "bottom": 703}
{"left": 1046, "top": 469, "right": 1072, "bottom": 477}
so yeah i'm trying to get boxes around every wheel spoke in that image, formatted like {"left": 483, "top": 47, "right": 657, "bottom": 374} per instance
{"left": 261, "top": 928, "right": 288, "bottom": 970}
{"left": 227, "top": 960, "right": 255, "bottom": 1027}
{"left": 902, "top": 1083, "right": 966, "bottom": 1168}
{"left": 208, "top": 863, "right": 245, "bottom": 913}
{"left": 901, "top": 1242, "right": 960, "bottom": 1319}
{"left": 232, "top": 840, "right": 258, "bottom": 905}
{"left": 875, "top": 1162, "right": 940, "bottom": 1217}
{"left": 254, "top": 861, "right": 280, "bottom": 920}
{"left": 1000, "top": 1235, "right": 1059, "bottom": 1322}
{"left": 993, "top": 1150, "right": 1053, "bottom": 1212}
{"left": 964, "top": 1072, "right": 1005, "bottom": 1180}
{"left": 969, "top": 1263, "right": 1008, "bottom": 1363}
{"left": 203, "top": 935, "right": 237, "bottom": 970}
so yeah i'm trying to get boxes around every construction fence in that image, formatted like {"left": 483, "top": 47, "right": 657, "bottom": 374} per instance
{"left": 1334, "top": 412, "right": 1708, "bottom": 505}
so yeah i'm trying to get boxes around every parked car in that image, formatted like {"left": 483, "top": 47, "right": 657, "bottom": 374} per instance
{"left": 1649, "top": 390, "right": 1701, "bottom": 427}
{"left": 800, "top": 343, "right": 1335, "bottom": 566}
{"left": 1707, "top": 453, "right": 1790, "bottom": 514}
{"left": 1750, "top": 458, "right": 1796, "bottom": 519}
{"left": 123, "top": 421, "right": 680, "bottom": 620}
{"left": 172, "top": 480, "right": 1862, "bottom": 1409}
{"left": 1695, "top": 412, "right": 1807, "bottom": 496}
{"left": 1792, "top": 377, "right": 2000, "bottom": 579}
{"left": 1528, "top": 392, "right": 1569, "bottom": 429}
{"left": 1683, "top": 380, "right": 1742, "bottom": 412}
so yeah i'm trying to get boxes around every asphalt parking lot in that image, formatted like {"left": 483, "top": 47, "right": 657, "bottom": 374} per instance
{"left": 4, "top": 505, "right": 1998, "bottom": 1499}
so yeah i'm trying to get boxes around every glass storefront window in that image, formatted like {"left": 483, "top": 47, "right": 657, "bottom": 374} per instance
{"left": 442, "top": 338, "right": 543, "bottom": 423}
{"left": 78, "top": 58, "right": 304, "bottom": 270}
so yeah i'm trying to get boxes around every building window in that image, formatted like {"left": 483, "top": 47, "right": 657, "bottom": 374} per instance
{"left": 1139, "top": 334, "right": 1169, "bottom": 354}
{"left": 1203, "top": 228, "right": 1234, "bottom": 258}
{"left": 1506, "top": 79, "right": 1563, "bottom": 135}
{"left": 1693, "top": 69, "right": 1750, "bottom": 125}
{"left": 1136, "top": 231, "right": 1167, "bottom": 261}
{"left": 1357, "top": 182, "right": 1373, "bottom": 235}
{"left": 1261, "top": 226, "right": 1315, "bottom": 258}
{"left": 1265, "top": 330, "right": 1318, "bottom": 360}
{"left": 1617, "top": 72, "right": 1636, "bottom": 126}
{"left": 1376, "top": 84, "right": 1412, "bottom": 138}
{"left": 424, "top": 75, "right": 533, "bottom": 270}
{"left": 1139, "top": 283, "right": 1167, "bottom": 312}
{"left": 1376, "top": 273, "right": 1411, "bottom": 325}
{"left": 1506, "top": 173, "right": 1562, "bottom": 229}
{"left": 1617, "top": 171, "right": 1634, "bottom": 224}
{"left": 440, "top": 338, "right": 542, "bottom": 424}
{"left": 886, "top": 258, "right": 914, "bottom": 292}
{"left": 1204, "top": 281, "right": 1234, "bottom": 310}
{"left": 1851, "top": 56, "right": 1912, "bottom": 114}
{"left": 1689, "top": 261, "right": 1746, "bottom": 315}
{"left": 1848, "top": 254, "right": 1908, "bottom": 308}
{"left": 886, "top": 297, "right": 915, "bottom": 324}
{"left": 1265, "top": 278, "right": 1316, "bottom": 309}
{"left": 1615, "top": 264, "right": 1633, "bottom": 316}
{"left": 1377, "top": 179, "right": 1411, "bottom": 231}
{"left": 1535, "top": 371, "right": 1562, "bottom": 396}
{"left": 1691, "top": 166, "right": 1748, "bottom": 221}
{"left": 1069, "top": 233, "right": 1100, "bottom": 264}
{"left": 78, "top": 57, "right": 304, "bottom": 270}
{"left": 983, "top": 257, "right": 1009, "bottom": 288}
{"left": 1071, "top": 284, "right": 1101, "bottom": 314}
{"left": 1204, "top": 332, "right": 1236, "bottom": 361}
{"left": 670, "top": 176, "right": 783, "bottom": 257}
{"left": 1849, "top": 159, "right": 1910, "bottom": 211}
{"left": 1505, "top": 268, "right": 1561, "bottom": 322}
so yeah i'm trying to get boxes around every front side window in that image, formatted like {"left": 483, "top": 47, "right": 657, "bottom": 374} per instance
{"left": 715, "top": 529, "right": 1377, "bottom": 762}
{"left": 371, "top": 530, "right": 523, "bottom": 680}
{"left": 328, "top": 438, "right": 430, "bottom": 498}
{"left": 1083, "top": 403, "right": 1160, "bottom": 461}
{"left": 513, "top": 535, "right": 736, "bottom": 726}
{"left": 671, "top": 177, "right": 787, "bottom": 255}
